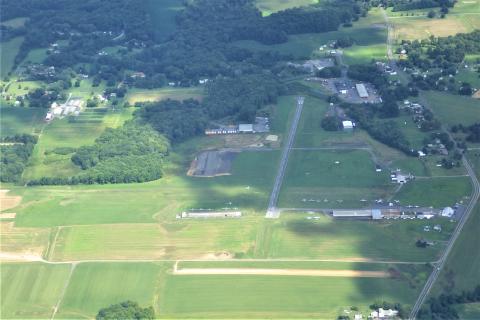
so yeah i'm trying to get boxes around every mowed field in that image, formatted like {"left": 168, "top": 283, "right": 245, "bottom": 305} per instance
{"left": 0, "top": 37, "right": 23, "bottom": 77}
{"left": 234, "top": 8, "right": 387, "bottom": 61}
{"left": 388, "top": 1, "right": 480, "bottom": 40}
{"left": 1, "top": 260, "right": 430, "bottom": 319}
{"left": 22, "top": 107, "right": 133, "bottom": 180}
{"left": 125, "top": 87, "right": 204, "bottom": 104}
{"left": 255, "top": 0, "right": 319, "bottom": 16}
{"left": 278, "top": 149, "right": 393, "bottom": 208}
{"left": 432, "top": 153, "right": 480, "bottom": 295}
{"left": 422, "top": 91, "right": 480, "bottom": 127}
{"left": 0, "top": 106, "right": 45, "bottom": 138}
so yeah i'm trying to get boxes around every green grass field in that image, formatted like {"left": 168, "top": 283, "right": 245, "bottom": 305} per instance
{"left": 255, "top": 213, "right": 453, "bottom": 261}
{"left": 422, "top": 91, "right": 480, "bottom": 127}
{"left": 431, "top": 153, "right": 480, "bottom": 296}
{"left": 16, "top": 150, "right": 280, "bottom": 227}
{"left": 234, "top": 8, "right": 387, "bottom": 59}
{"left": 1, "top": 37, "right": 23, "bottom": 77}
{"left": 0, "top": 17, "right": 28, "bottom": 28}
{"left": 125, "top": 87, "right": 204, "bottom": 104}
{"left": 278, "top": 149, "right": 394, "bottom": 208}
{"left": 456, "top": 303, "right": 480, "bottom": 320}
{"left": 0, "top": 106, "right": 45, "bottom": 138}
{"left": 255, "top": 0, "right": 319, "bottom": 16}
{"left": 388, "top": 1, "right": 480, "bottom": 40}
{"left": 21, "top": 107, "right": 133, "bottom": 180}
{"left": 0, "top": 263, "right": 72, "bottom": 319}
{"left": 145, "top": 0, "right": 183, "bottom": 41}
{"left": 395, "top": 176, "right": 472, "bottom": 207}
{"left": 57, "top": 262, "right": 162, "bottom": 319}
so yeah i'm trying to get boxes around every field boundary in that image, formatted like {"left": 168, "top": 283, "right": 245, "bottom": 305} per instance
{"left": 173, "top": 267, "right": 390, "bottom": 278}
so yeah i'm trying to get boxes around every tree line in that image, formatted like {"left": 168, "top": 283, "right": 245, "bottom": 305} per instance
{"left": 0, "top": 134, "right": 37, "bottom": 183}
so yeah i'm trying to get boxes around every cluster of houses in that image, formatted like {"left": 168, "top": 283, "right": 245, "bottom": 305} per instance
{"left": 45, "top": 98, "right": 83, "bottom": 121}
{"left": 376, "top": 61, "right": 398, "bottom": 76}
{"left": 24, "top": 64, "right": 56, "bottom": 80}
{"left": 205, "top": 117, "right": 270, "bottom": 135}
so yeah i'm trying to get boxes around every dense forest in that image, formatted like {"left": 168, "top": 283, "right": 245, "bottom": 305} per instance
{"left": 0, "top": 134, "right": 37, "bottom": 183}
{"left": 418, "top": 285, "right": 480, "bottom": 319}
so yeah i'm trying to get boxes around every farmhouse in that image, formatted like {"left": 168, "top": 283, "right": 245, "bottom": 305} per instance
{"left": 441, "top": 207, "right": 454, "bottom": 217}
{"left": 180, "top": 211, "right": 242, "bottom": 219}
{"left": 355, "top": 83, "right": 369, "bottom": 98}
{"left": 342, "top": 120, "right": 354, "bottom": 130}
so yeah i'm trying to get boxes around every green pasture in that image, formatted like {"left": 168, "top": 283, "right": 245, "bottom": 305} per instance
{"left": 1, "top": 37, "right": 23, "bottom": 78}
{"left": 456, "top": 68, "right": 480, "bottom": 89}
{"left": 255, "top": 0, "right": 319, "bottom": 16}
{"left": 145, "top": 0, "right": 183, "bottom": 41}
{"left": 161, "top": 272, "right": 418, "bottom": 318}
{"left": 0, "top": 17, "right": 28, "bottom": 28}
{"left": 15, "top": 150, "right": 279, "bottom": 227}
{"left": 278, "top": 149, "right": 393, "bottom": 208}
{"left": 125, "top": 87, "right": 203, "bottom": 104}
{"left": 0, "top": 263, "right": 72, "bottom": 319}
{"left": 293, "top": 96, "right": 364, "bottom": 147}
{"left": 456, "top": 303, "right": 480, "bottom": 320}
{"left": 391, "top": 155, "right": 467, "bottom": 177}
{"left": 422, "top": 91, "right": 480, "bottom": 127}
{"left": 57, "top": 262, "right": 162, "bottom": 319}
{"left": 50, "top": 218, "right": 258, "bottom": 261}
{"left": 389, "top": 2, "right": 480, "bottom": 41}
{"left": 234, "top": 8, "right": 387, "bottom": 59}
{"left": 21, "top": 107, "right": 133, "bottom": 180}
{"left": 343, "top": 43, "right": 387, "bottom": 65}
{"left": 255, "top": 213, "right": 453, "bottom": 261}
{"left": 395, "top": 176, "right": 472, "bottom": 207}
{"left": 21, "top": 48, "right": 48, "bottom": 65}
{"left": 432, "top": 153, "right": 480, "bottom": 295}
{"left": 0, "top": 106, "right": 45, "bottom": 137}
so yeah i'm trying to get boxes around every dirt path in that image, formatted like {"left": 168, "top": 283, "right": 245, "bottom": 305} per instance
{"left": 173, "top": 268, "right": 389, "bottom": 278}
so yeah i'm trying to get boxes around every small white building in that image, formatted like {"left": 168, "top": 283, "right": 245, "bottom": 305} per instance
{"left": 238, "top": 124, "right": 254, "bottom": 133}
{"left": 441, "top": 207, "right": 454, "bottom": 217}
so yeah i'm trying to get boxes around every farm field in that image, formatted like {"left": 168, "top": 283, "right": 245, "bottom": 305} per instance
{"left": 255, "top": 0, "right": 319, "bottom": 16}
{"left": 57, "top": 262, "right": 162, "bottom": 319}
{"left": 278, "top": 149, "right": 394, "bottom": 208}
{"left": 125, "top": 87, "right": 204, "bottom": 104}
{"left": 0, "top": 260, "right": 431, "bottom": 319}
{"left": 22, "top": 108, "right": 133, "bottom": 181}
{"left": 0, "top": 106, "right": 45, "bottom": 138}
{"left": 388, "top": 1, "right": 480, "bottom": 40}
{"left": 0, "top": 263, "right": 72, "bottom": 319}
{"left": 0, "top": 37, "right": 23, "bottom": 78}
{"left": 49, "top": 219, "right": 258, "bottom": 261}
{"left": 422, "top": 91, "right": 480, "bottom": 127}
{"left": 234, "top": 8, "right": 387, "bottom": 59}
{"left": 0, "top": 17, "right": 28, "bottom": 28}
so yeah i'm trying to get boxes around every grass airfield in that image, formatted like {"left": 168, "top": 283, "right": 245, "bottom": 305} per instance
{"left": 2, "top": 2, "right": 480, "bottom": 319}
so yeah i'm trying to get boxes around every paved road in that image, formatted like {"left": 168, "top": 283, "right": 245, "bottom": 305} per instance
{"left": 266, "top": 96, "right": 304, "bottom": 218}
{"left": 409, "top": 157, "right": 480, "bottom": 319}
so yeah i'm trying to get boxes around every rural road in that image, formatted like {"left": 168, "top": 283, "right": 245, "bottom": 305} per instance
{"left": 409, "top": 156, "right": 480, "bottom": 318}
{"left": 266, "top": 96, "right": 304, "bottom": 218}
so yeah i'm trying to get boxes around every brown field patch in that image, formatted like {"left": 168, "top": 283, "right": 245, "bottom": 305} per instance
{"left": 0, "top": 222, "right": 50, "bottom": 259}
{"left": 0, "top": 213, "right": 16, "bottom": 219}
{"left": 0, "top": 189, "right": 22, "bottom": 211}
{"left": 173, "top": 268, "right": 389, "bottom": 278}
